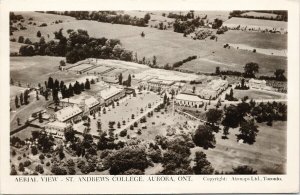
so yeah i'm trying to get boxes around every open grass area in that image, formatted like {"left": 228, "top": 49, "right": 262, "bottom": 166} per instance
{"left": 234, "top": 89, "right": 286, "bottom": 100}
{"left": 191, "top": 121, "right": 286, "bottom": 174}
{"left": 218, "top": 30, "right": 287, "bottom": 50}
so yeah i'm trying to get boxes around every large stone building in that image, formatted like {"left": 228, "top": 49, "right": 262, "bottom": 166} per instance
{"left": 55, "top": 105, "right": 83, "bottom": 124}
{"left": 248, "top": 78, "right": 268, "bottom": 90}
{"left": 60, "top": 96, "right": 101, "bottom": 115}
{"left": 45, "top": 121, "right": 72, "bottom": 139}
{"left": 200, "top": 79, "right": 228, "bottom": 99}
{"left": 175, "top": 93, "right": 204, "bottom": 108}
{"left": 98, "top": 85, "right": 126, "bottom": 106}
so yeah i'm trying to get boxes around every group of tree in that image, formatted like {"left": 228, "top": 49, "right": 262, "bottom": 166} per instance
{"left": 172, "top": 55, "right": 197, "bottom": 69}
{"left": 14, "top": 89, "right": 30, "bottom": 109}
{"left": 49, "top": 11, "right": 151, "bottom": 27}
{"left": 235, "top": 78, "right": 250, "bottom": 90}
{"left": 19, "top": 29, "right": 134, "bottom": 64}
{"left": 118, "top": 73, "right": 132, "bottom": 87}
{"left": 225, "top": 88, "right": 238, "bottom": 101}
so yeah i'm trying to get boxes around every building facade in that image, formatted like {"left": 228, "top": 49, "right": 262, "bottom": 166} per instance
{"left": 45, "top": 121, "right": 72, "bottom": 139}
{"left": 175, "top": 93, "right": 204, "bottom": 108}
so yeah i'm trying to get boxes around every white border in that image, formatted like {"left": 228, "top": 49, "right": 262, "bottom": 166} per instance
{"left": 0, "top": 0, "right": 299, "bottom": 193}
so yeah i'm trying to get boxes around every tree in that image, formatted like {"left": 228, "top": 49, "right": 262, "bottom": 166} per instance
{"left": 38, "top": 112, "right": 43, "bottom": 123}
{"left": 85, "top": 79, "right": 90, "bottom": 90}
{"left": 24, "top": 38, "right": 32, "bottom": 44}
{"left": 152, "top": 56, "right": 157, "bottom": 66}
{"left": 15, "top": 95, "right": 19, "bottom": 108}
{"left": 144, "top": 13, "right": 151, "bottom": 23}
{"left": 237, "top": 119, "right": 259, "bottom": 144}
{"left": 17, "top": 117, "right": 20, "bottom": 126}
{"left": 231, "top": 165, "right": 257, "bottom": 174}
{"left": 47, "top": 77, "right": 54, "bottom": 89}
{"left": 18, "top": 36, "right": 24, "bottom": 43}
{"left": 60, "top": 60, "right": 66, "bottom": 66}
{"left": 192, "top": 86, "right": 196, "bottom": 93}
{"left": 222, "top": 105, "right": 242, "bottom": 128}
{"left": 215, "top": 66, "right": 220, "bottom": 75}
{"left": 193, "top": 125, "right": 216, "bottom": 149}
{"left": 31, "top": 146, "right": 38, "bottom": 155}
{"left": 222, "top": 126, "right": 230, "bottom": 139}
{"left": 37, "top": 30, "right": 41, "bottom": 37}
{"left": 206, "top": 109, "right": 222, "bottom": 127}
{"left": 127, "top": 74, "right": 131, "bottom": 87}
{"left": 193, "top": 151, "right": 214, "bottom": 174}
{"left": 118, "top": 73, "right": 123, "bottom": 85}
{"left": 274, "top": 69, "right": 286, "bottom": 81}
{"left": 141, "top": 31, "right": 145, "bottom": 38}
{"left": 243, "top": 62, "right": 259, "bottom": 78}
{"left": 23, "top": 90, "right": 30, "bottom": 105}
{"left": 107, "top": 147, "right": 149, "bottom": 174}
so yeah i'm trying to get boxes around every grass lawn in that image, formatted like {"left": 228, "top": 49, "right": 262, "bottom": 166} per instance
{"left": 191, "top": 120, "right": 287, "bottom": 174}
{"left": 10, "top": 56, "right": 67, "bottom": 85}
{"left": 85, "top": 91, "right": 161, "bottom": 136}
{"left": 234, "top": 89, "right": 286, "bottom": 100}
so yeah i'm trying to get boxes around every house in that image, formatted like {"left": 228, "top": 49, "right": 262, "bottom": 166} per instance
{"left": 98, "top": 85, "right": 125, "bottom": 106}
{"left": 45, "top": 121, "right": 72, "bottom": 139}
{"left": 248, "top": 79, "right": 267, "bottom": 90}
{"left": 55, "top": 105, "right": 83, "bottom": 124}
{"left": 175, "top": 93, "right": 204, "bottom": 108}
{"left": 60, "top": 95, "right": 101, "bottom": 115}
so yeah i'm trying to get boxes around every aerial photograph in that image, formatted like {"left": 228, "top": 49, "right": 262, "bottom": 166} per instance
{"left": 9, "top": 10, "right": 287, "bottom": 175}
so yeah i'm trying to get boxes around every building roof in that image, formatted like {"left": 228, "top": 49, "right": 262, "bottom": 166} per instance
{"left": 148, "top": 78, "right": 175, "bottom": 86}
{"left": 175, "top": 93, "right": 202, "bottom": 102}
{"left": 85, "top": 96, "right": 100, "bottom": 108}
{"left": 99, "top": 86, "right": 123, "bottom": 100}
{"left": 65, "top": 75, "right": 98, "bottom": 87}
{"left": 207, "top": 79, "right": 228, "bottom": 91}
{"left": 46, "top": 121, "right": 71, "bottom": 129}
{"left": 55, "top": 105, "right": 82, "bottom": 122}
{"left": 60, "top": 96, "right": 100, "bottom": 108}
{"left": 249, "top": 78, "right": 266, "bottom": 84}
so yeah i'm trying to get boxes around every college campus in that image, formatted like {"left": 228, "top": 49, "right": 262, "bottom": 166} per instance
{"left": 10, "top": 10, "right": 287, "bottom": 175}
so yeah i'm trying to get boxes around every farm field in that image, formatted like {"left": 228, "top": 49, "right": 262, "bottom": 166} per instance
{"left": 234, "top": 89, "right": 286, "bottom": 100}
{"left": 241, "top": 11, "right": 279, "bottom": 19}
{"left": 10, "top": 12, "right": 287, "bottom": 75}
{"left": 191, "top": 121, "right": 287, "bottom": 174}
{"left": 223, "top": 17, "right": 287, "bottom": 31}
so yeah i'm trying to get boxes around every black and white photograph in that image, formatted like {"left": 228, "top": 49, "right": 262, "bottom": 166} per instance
{"left": 8, "top": 9, "right": 289, "bottom": 176}
{"left": 0, "top": 0, "right": 299, "bottom": 193}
